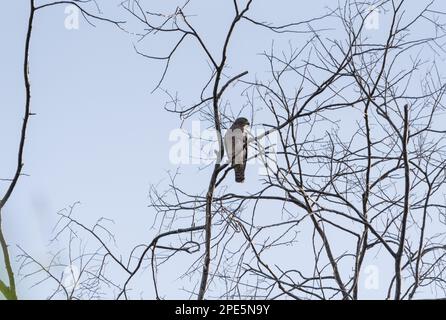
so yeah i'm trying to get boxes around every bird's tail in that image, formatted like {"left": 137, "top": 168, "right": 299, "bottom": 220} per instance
{"left": 234, "top": 164, "right": 245, "bottom": 183}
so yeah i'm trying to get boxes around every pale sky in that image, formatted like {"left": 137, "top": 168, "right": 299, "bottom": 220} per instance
{"left": 1, "top": 0, "right": 445, "bottom": 299}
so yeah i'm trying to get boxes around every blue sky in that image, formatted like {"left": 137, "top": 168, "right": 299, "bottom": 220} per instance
{"left": 1, "top": 0, "right": 445, "bottom": 299}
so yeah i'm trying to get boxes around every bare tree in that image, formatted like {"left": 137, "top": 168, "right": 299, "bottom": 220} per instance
{"left": 17, "top": 0, "right": 446, "bottom": 300}
{"left": 132, "top": 0, "right": 446, "bottom": 300}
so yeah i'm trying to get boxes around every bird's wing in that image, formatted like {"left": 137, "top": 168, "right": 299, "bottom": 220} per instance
{"left": 224, "top": 128, "right": 245, "bottom": 164}
{"left": 243, "top": 131, "right": 248, "bottom": 165}
{"left": 233, "top": 133, "right": 245, "bottom": 166}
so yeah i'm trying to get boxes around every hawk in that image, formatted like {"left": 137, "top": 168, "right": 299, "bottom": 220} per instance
{"left": 224, "top": 117, "right": 250, "bottom": 183}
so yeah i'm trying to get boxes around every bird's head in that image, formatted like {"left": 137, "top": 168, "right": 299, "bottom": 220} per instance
{"left": 233, "top": 117, "right": 250, "bottom": 128}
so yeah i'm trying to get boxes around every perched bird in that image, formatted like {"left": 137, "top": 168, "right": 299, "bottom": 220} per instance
{"left": 224, "top": 117, "right": 250, "bottom": 183}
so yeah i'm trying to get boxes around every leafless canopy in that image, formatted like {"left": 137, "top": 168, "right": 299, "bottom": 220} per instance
{"left": 16, "top": 0, "right": 446, "bottom": 300}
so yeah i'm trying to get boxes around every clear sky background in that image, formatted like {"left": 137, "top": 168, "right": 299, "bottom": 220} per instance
{"left": 1, "top": 0, "right": 445, "bottom": 299}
